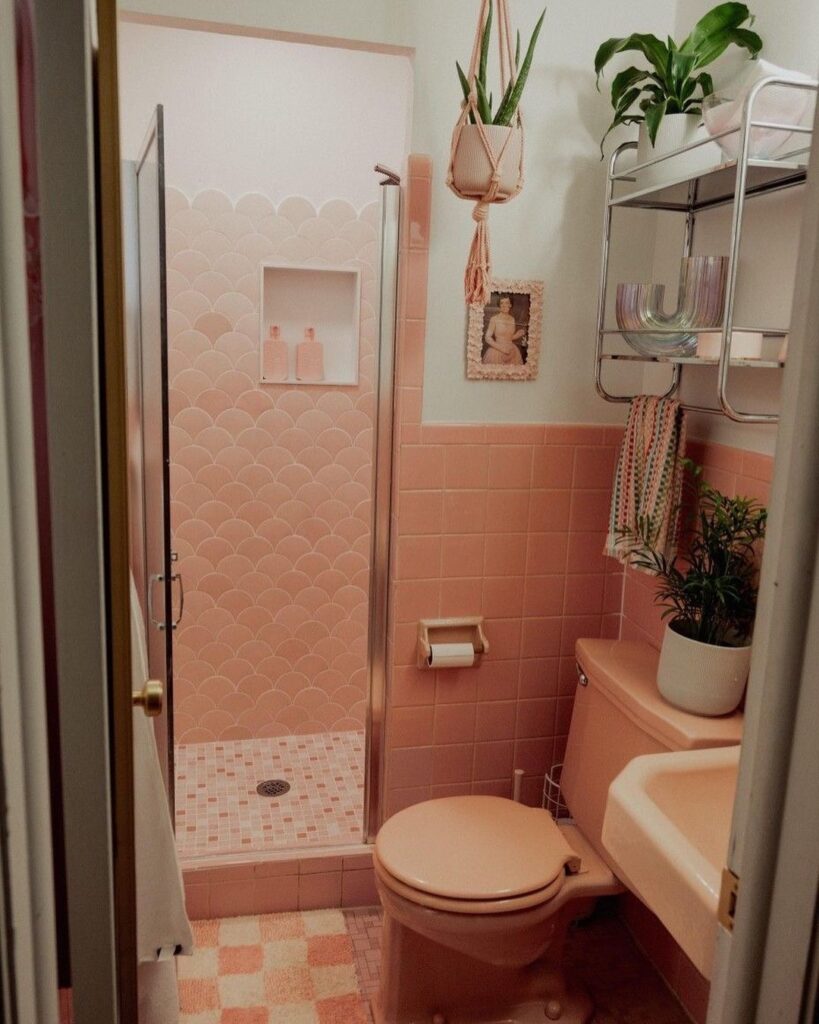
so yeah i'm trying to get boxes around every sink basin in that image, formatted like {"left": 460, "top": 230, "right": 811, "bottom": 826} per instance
{"left": 602, "top": 745, "right": 740, "bottom": 979}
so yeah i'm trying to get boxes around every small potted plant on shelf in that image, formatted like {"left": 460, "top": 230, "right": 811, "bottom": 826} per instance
{"left": 595, "top": 2, "right": 763, "bottom": 184}
{"left": 617, "top": 461, "right": 767, "bottom": 715}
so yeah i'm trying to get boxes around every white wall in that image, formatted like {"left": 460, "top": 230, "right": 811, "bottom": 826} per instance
{"left": 649, "top": 0, "right": 819, "bottom": 454}
{"left": 119, "top": 0, "right": 818, "bottom": 442}
{"left": 118, "top": 21, "right": 413, "bottom": 210}
{"left": 404, "top": 0, "right": 674, "bottom": 425}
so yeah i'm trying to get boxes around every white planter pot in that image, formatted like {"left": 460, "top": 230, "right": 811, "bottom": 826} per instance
{"left": 657, "top": 622, "right": 751, "bottom": 716}
{"left": 636, "top": 112, "right": 723, "bottom": 189}
{"left": 451, "top": 124, "right": 522, "bottom": 200}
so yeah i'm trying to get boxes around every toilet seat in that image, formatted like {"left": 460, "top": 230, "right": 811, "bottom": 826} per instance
{"left": 374, "top": 849, "right": 566, "bottom": 914}
{"left": 374, "top": 796, "right": 581, "bottom": 915}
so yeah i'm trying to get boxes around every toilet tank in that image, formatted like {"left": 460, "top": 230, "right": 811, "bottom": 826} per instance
{"left": 561, "top": 639, "right": 743, "bottom": 868}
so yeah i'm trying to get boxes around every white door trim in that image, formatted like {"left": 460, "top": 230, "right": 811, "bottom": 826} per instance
{"left": 0, "top": 0, "right": 59, "bottom": 1017}
{"left": 33, "top": 0, "right": 120, "bottom": 1020}
{"left": 708, "top": 94, "right": 819, "bottom": 1024}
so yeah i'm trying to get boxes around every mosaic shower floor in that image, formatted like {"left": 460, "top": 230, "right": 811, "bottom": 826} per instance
{"left": 175, "top": 733, "right": 365, "bottom": 861}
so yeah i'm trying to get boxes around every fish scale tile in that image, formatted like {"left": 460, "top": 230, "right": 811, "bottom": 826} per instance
{"left": 167, "top": 189, "right": 379, "bottom": 744}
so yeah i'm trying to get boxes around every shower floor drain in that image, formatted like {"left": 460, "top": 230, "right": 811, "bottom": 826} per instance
{"left": 256, "top": 779, "right": 291, "bottom": 798}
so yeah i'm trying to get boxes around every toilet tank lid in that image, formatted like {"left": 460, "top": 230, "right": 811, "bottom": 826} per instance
{"left": 375, "top": 796, "right": 581, "bottom": 900}
{"left": 576, "top": 639, "right": 743, "bottom": 751}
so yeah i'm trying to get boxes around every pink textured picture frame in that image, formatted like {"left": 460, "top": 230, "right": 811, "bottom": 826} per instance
{"left": 466, "top": 278, "right": 543, "bottom": 381}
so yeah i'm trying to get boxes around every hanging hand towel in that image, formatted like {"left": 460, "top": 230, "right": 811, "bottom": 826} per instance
{"left": 131, "top": 574, "right": 193, "bottom": 967}
{"left": 605, "top": 395, "right": 686, "bottom": 564}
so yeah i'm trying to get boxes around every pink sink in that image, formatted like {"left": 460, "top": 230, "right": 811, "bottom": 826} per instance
{"left": 601, "top": 745, "right": 740, "bottom": 979}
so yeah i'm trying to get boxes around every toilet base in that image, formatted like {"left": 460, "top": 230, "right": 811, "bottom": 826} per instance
{"left": 372, "top": 909, "right": 593, "bottom": 1024}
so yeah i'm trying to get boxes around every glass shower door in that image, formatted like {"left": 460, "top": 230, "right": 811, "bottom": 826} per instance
{"left": 133, "top": 105, "right": 176, "bottom": 805}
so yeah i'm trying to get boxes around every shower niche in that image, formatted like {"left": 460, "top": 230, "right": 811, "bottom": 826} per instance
{"left": 259, "top": 262, "right": 361, "bottom": 386}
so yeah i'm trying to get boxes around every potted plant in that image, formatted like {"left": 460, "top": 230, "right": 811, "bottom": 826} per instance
{"left": 618, "top": 462, "right": 767, "bottom": 715}
{"left": 595, "top": 2, "right": 762, "bottom": 183}
{"left": 450, "top": 1, "right": 546, "bottom": 199}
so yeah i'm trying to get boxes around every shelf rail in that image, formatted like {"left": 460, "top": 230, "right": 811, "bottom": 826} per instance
{"left": 594, "top": 75, "right": 818, "bottom": 423}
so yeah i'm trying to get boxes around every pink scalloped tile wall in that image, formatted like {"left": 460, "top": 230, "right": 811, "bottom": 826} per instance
{"left": 620, "top": 438, "right": 774, "bottom": 649}
{"left": 166, "top": 188, "right": 380, "bottom": 743}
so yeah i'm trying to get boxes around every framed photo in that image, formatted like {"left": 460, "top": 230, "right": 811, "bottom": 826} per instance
{"left": 466, "top": 278, "right": 543, "bottom": 381}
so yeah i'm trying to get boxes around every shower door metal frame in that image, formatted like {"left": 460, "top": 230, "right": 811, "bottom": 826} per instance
{"left": 364, "top": 176, "right": 401, "bottom": 843}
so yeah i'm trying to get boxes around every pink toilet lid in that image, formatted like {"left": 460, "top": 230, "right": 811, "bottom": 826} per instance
{"left": 375, "top": 796, "right": 580, "bottom": 901}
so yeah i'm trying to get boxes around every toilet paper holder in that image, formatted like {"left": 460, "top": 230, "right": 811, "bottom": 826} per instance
{"left": 416, "top": 617, "right": 489, "bottom": 669}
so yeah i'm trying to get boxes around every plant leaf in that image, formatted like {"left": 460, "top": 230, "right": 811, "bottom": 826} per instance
{"left": 644, "top": 98, "right": 668, "bottom": 146}
{"left": 455, "top": 61, "right": 476, "bottom": 124}
{"left": 595, "top": 33, "right": 669, "bottom": 88}
{"left": 695, "top": 71, "right": 715, "bottom": 97}
{"left": 599, "top": 109, "right": 644, "bottom": 159}
{"left": 493, "top": 7, "right": 546, "bottom": 125}
{"left": 614, "top": 86, "right": 642, "bottom": 116}
{"left": 671, "top": 50, "right": 698, "bottom": 92}
{"left": 515, "top": 29, "right": 521, "bottom": 70}
{"left": 479, "top": 0, "right": 493, "bottom": 94}
{"left": 680, "top": 2, "right": 751, "bottom": 54}
{"left": 691, "top": 25, "right": 763, "bottom": 69}
{"left": 475, "top": 73, "right": 492, "bottom": 124}
{"left": 611, "top": 66, "right": 651, "bottom": 108}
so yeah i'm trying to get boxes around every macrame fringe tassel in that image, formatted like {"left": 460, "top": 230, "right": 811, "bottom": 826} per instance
{"left": 464, "top": 200, "right": 492, "bottom": 306}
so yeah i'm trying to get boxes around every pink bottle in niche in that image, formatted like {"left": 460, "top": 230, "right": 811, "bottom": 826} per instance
{"left": 296, "top": 326, "right": 324, "bottom": 382}
{"left": 263, "top": 324, "right": 288, "bottom": 381}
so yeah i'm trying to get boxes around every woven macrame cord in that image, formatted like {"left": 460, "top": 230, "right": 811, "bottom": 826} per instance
{"left": 447, "top": 0, "right": 525, "bottom": 305}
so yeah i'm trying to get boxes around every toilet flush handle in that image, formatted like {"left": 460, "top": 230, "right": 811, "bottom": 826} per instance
{"left": 576, "top": 662, "right": 589, "bottom": 686}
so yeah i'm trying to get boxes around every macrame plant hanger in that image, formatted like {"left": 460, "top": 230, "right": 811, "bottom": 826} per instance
{"left": 447, "top": 0, "right": 525, "bottom": 306}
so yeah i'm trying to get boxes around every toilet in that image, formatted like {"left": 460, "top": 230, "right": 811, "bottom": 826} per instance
{"left": 373, "top": 638, "right": 743, "bottom": 1024}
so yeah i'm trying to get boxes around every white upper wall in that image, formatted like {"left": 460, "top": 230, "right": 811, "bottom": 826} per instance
{"left": 119, "top": 0, "right": 818, "bottom": 442}
{"left": 648, "top": 0, "right": 819, "bottom": 454}
{"left": 118, "top": 21, "right": 413, "bottom": 210}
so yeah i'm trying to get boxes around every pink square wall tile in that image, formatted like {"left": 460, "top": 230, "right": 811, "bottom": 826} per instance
{"left": 444, "top": 445, "right": 489, "bottom": 489}
{"left": 475, "top": 700, "right": 518, "bottom": 741}
{"left": 439, "top": 577, "right": 484, "bottom": 616}
{"left": 298, "top": 871, "right": 342, "bottom": 911}
{"left": 488, "top": 445, "right": 534, "bottom": 489}
{"left": 399, "top": 489, "right": 444, "bottom": 535}
{"left": 433, "top": 702, "right": 477, "bottom": 745}
{"left": 442, "top": 489, "right": 487, "bottom": 534}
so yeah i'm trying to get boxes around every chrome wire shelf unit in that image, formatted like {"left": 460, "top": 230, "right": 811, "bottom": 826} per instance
{"left": 595, "top": 76, "right": 817, "bottom": 423}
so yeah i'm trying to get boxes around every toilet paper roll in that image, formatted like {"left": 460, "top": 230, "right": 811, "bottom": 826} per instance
{"left": 427, "top": 642, "right": 475, "bottom": 668}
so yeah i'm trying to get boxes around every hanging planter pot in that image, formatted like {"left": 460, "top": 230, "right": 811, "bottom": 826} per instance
{"left": 450, "top": 123, "right": 523, "bottom": 199}
{"left": 446, "top": 0, "right": 545, "bottom": 305}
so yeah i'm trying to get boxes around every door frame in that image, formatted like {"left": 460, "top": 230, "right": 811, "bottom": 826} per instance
{"left": 0, "top": 0, "right": 59, "bottom": 1017}
{"left": 32, "top": 0, "right": 136, "bottom": 1020}
{"left": 707, "top": 97, "right": 819, "bottom": 1023}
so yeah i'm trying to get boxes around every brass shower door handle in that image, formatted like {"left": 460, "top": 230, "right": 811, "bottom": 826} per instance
{"left": 132, "top": 679, "right": 164, "bottom": 717}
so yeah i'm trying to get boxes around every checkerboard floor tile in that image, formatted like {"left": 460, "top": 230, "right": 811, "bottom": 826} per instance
{"left": 175, "top": 733, "right": 365, "bottom": 860}
{"left": 180, "top": 904, "right": 693, "bottom": 1023}
{"left": 179, "top": 911, "right": 370, "bottom": 1024}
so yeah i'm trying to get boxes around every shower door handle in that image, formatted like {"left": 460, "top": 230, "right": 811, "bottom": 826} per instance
{"left": 170, "top": 571, "right": 184, "bottom": 630}
{"left": 148, "top": 570, "right": 184, "bottom": 630}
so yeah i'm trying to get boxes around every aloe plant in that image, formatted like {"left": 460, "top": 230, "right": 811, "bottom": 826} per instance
{"left": 456, "top": 2, "right": 546, "bottom": 127}
{"left": 595, "top": 2, "right": 762, "bottom": 153}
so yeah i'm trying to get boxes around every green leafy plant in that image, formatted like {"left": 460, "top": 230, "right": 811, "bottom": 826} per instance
{"left": 595, "top": 2, "right": 762, "bottom": 153}
{"left": 617, "top": 461, "right": 767, "bottom": 647}
{"left": 456, "top": 1, "right": 546, "bottom": 127}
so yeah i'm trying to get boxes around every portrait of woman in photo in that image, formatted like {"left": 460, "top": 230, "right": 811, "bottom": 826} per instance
{"left": 481, "top": 292, "right": 530, "bottom": 365}
{"left": 467, "top": 279, "right": 543, "bottom": 381}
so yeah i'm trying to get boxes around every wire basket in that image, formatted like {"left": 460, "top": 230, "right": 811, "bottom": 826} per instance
{"left": 542, "top": 762, "right": 570, "bottom": 820}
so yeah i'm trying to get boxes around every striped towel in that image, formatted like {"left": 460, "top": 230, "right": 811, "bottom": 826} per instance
{"left": 605, "top": 396, "right": 686, "bottom": 565}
